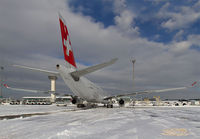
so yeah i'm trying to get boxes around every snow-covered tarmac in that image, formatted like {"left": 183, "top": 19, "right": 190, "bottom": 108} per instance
{"left": 0, "top": 105, "right": 200, "bottom": 139}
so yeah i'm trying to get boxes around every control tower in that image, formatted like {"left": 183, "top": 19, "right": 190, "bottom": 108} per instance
{"left": 48, "top": 76, "right": 57, "bottom": 102}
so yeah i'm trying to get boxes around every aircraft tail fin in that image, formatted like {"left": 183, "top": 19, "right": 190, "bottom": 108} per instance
{"left": 59, "top": 14, "right": 77, "bottom": 69}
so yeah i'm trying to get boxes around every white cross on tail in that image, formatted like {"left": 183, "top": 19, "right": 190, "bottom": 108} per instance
{"left": 64, "top": 37, "right": 72, "bottom": 56}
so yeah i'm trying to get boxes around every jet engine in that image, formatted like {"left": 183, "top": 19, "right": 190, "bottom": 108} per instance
{"left": 71, "top": 96, "right": 85, "bottom": 107}
{"left": 71, "top": 96, "right": 82, "bottom": 104}
{"left": 71, "top": 97, "right": 78, "bottom": 104}
{"left": 118, "top": 98, "right": 125, "bottom": 106}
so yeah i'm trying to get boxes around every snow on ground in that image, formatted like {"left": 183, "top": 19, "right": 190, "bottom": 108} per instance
{"left": 0, "top": 106, "right": 200, "bottom": 139}
{"left": 0, "top": 105, "right": 70, "bottom": 116}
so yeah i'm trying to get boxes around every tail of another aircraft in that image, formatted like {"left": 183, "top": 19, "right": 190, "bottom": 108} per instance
{"left": 59, "top": 14, "right": 77, "bottom": 69}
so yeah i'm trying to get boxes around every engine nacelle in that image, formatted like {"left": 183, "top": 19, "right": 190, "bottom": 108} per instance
{"left": 71, "top": 98, "right": 77, "bottom": 104}
{"left": 118, "top": 98, "right": 125, "bottom": 106}
{"left": 71, "top": 96, "right": 83, "bottom": 104}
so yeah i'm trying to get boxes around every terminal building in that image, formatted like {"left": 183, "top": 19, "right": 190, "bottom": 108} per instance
{"left": 22, "top": 96, "right": 72, "bottom": 105}
{"left": 21, "top": 75, "right": 72, "bottom": 105}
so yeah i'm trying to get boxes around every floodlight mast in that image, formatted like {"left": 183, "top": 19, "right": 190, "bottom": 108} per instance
{"left": 0, "top": 66, "right": 4, "bottom": 98}
{"left": 131, "top": 59, "right": 136, "bottom": 89}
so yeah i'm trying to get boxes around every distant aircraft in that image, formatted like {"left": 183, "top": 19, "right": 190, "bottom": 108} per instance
{"left": 5, "top": 14, "right": 197, "bottom": 108}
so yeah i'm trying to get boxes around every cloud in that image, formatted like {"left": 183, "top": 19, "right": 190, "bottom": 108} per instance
{"left": 169, "top": 41, "right": 191, "bottom": 53}
{"left": 173, "top": 30, "right": 184, "bottom": 41}
{"left": 114, "top": 10, "right": 139, "bottom": 36}
{"left": 111, "top": 0, "right": 139, "bottom": 36}
{"left": 188, "top": 34, "right": 200, "bottom": 46}
{"left": 194, "top": 1, "right": 200, "bottom": 8}
{"left": 169, "top": 34, "right": 200, "bottom": 54}
{"left": 112, "top": 0, "right": 127, "bottom": 13}
{"left": 158, "top": 2, "right": 200, "bottom": 30}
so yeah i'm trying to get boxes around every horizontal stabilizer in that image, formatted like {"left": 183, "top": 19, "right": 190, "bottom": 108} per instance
{"left": 70, "top": 58, "right": 118, "bottom": 80}
{"left": 13, "top": 65, "right": 59, "bottom": 76}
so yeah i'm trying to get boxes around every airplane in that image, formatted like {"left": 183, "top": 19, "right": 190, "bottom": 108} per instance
{"left": 4, "top": 14, "right": 198, "bottom": 108}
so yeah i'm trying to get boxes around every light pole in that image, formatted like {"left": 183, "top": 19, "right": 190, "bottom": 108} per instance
{"left": 0, "top": 66, "right": 4, "bottom": 98}
{"left": 131, "top": 59, "right": 136, "bottom": 89}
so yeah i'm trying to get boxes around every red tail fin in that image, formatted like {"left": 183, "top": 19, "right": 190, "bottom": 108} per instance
{"left": 59, "top": 14, "right": 77, "bottom": 68}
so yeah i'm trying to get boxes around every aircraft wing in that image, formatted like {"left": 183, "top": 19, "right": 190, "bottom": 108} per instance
{"left": 70, "top": 58, "right": 118, "bottom": 78}
{"left": 13, "top": 65, "right": 60, "bottom": 76}
{"left": 103, "top": 84, "right": 196, "bottom": 100}
{"left": 3, "top": 84, "right": 52, "bottom": 94}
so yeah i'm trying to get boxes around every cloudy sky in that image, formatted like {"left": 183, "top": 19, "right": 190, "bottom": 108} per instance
{"left": 0, "top": 0, "right": 200, "bottom": 99}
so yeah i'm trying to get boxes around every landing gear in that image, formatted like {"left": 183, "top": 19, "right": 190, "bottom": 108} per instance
{"left": 106, "top": 104, "right": 113, "bottom": 108}
{"left": 77, "top": 104, "right": 85, "bottom": 108}
{"left": 77, "top": 103, "right": 97, "bottom": 108}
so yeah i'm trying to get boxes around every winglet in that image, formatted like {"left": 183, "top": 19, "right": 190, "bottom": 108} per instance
{"left": 191, "top": 81, "right": 199, "bottom": 87}
{"left": 3, "top": 84, "right": 9, "bottom": 88}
